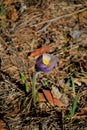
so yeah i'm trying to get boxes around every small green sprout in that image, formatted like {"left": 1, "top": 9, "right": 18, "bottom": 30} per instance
{"left": 41, "top": 80, "right": 49, "bottom": 88}
{"left": 19, "top": 73, "right": 29, "bottom": 93}
{"left": 64, "top": 78, "right": 70, "bottom": 91}
{"left": 0, "top": 0, "right": 5, "bottom": 16}
{"left": 70, "top": 93, "right": 80, "bottom": 121}
{"left": 64, "top": 74, "right": 76, "bottom": 96}
{"left": 70, "top": 75, "right": 75, "bottom": 96}
{"left": 20, "top": 73, "right": 25, "bottom": 84}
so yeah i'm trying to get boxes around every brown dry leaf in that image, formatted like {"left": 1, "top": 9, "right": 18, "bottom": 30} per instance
{"left": 43, "top": 89, "right": 64, "bottom": 107}
{"left": 59, "top": 58, "right": 64, "bottom": 66}
{"left": 43, "top": 89, "right": 54, "bottom": 105}
{"left": 69, "top": 50, "right": 78, "bottom": 56}
{"left": 79, "top": 11, "right": 87, "bottom": 23}
{"left": 38, "top": 92, "right": 46, "bottom": 102}
{"left": 4, "top": 0, "right": 22, "bottom": 5}
{"left": 29, "top": 45, "right": 50, "bottom": 57}
{"left": 74, "top": 78, "right": 87, "bottom": 85}
{"left": 73, "top": 104, "right": 87, "bottom": 118}
{"left": 81, "top": 106, "right": 87, "bottom": 112}
{"left": 53, "top": 97, "right": 64, "bottom": 107}
{"left": 51, "top": 86, "right": 62, "bottom": 99}
{"left": 80, "top": 104, "right": 87, "bottom": 114}
{"left": 17, "top": 0, "right": 22, "bottom": 2}
{"left": 11, "top": 8, "right": 18, "bottom": 21}
{"left": 4, "top": 0, "right": 12, "bottom": 5}
{"left": 38, "top": 92, "right": 51, "bottom": 111}
{"left": 80, "top": 11, "right": 87, "bottom": 18}
{"left": 0, "top": 119, "right": 5, "bottom": 130}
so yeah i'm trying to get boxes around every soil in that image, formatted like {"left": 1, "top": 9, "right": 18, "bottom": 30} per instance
{"left": 0, "top": 0, "right": 87, "bottom": 130}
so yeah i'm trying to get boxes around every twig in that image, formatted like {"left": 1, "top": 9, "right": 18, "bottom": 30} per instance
{"left": 37, "top": 23, "right": 51, "bottom": 33}
{"left": 61, "top": 4, "right": 83, "bottom": 9}
{"left": 30, "top": 8, "right": 87, "bottom": 27}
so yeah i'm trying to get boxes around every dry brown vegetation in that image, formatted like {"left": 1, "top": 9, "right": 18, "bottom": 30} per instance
{"left": 0, "top": 0, "right": 87, "bottom": 130}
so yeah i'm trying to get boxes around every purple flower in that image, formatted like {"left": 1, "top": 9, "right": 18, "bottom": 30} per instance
{"left": 36, "top": 54, "right": 57, "bottom": 72}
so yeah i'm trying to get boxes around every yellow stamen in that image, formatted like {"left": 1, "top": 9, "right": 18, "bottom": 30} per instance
{"left": 42, "top": 54, "right": 51, "bottom": 66}
{"left": 43, "top": 58, "right": 49, "bottom": 65}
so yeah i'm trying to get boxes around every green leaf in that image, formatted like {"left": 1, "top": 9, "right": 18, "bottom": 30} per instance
{"left": 22, "top": 96, "right": 29, "bottom": 107}
{"left": 70, "top": 76, "right": 75, "bottom": 96}
{"left": 0, "top": 0, "right": 5, "bottom": 16}
{"left": 70, "top": 93, "right": 80, "bottom": 121}
{"left": 25, "top": 83, "right": 29, "bottom": 93}
{"left": 19, "top": 73, "right": 25, "bottom": 84}
{"left": 64, "top": 78, "right": 70, "bottom": 91}
{"left": 41, "top": 80, "right": 48, "bottom": 88}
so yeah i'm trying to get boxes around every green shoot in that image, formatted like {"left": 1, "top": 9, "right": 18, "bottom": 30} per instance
{"left": 24, "top": 83, "right": 29, "bottom": 93}
{"left": 0, "top": 0, "right": 5, "bottom": 16}
{"left": 70, "top": 76, "right": 75, "bottom": 96}
{"left": 64, "top": 74, "right": 76, "bottom": 96}
{"left": 67, "top": 125, "right": 71, "bottom": 130}
{"left": 19, "top": 73, "right": 29, "bottom": 93}
{"left": 64, "top": 78, "right": 70, "bottom": 91}
{"left": 73, "top": 54, "right": 78, "bottom": 59}
{"left": 70, "top": 93, "right": 80, "bottom": 121}
{"left": 20, "top": 73, "right": 25, "bottom": 84}
{"left": 22, "top": 96, "right": 29, "bottom": 108}
{"left": 41, "top": 80, "right": 48, "bottom": 88}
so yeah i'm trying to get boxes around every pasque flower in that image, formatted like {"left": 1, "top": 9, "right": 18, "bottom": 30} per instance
{"left": 36, "top": 54, "right": 57, "bottom": 72}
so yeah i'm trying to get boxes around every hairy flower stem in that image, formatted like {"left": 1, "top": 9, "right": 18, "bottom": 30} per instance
{"left": 32, "top": 71, "right": 42, "bottom": 103}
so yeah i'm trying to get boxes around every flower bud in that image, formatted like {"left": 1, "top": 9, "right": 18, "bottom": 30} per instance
{"left": 36, "top": 54, "right": 57, "bottom": 72}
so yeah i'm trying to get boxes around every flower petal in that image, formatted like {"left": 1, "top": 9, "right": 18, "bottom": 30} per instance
{"left": 36, "top": 54, "right": 57, "bottom": 72}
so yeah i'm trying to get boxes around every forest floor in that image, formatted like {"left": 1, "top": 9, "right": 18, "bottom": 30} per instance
{"left": 0, "top": 0, "right": 87, "bottom": 130}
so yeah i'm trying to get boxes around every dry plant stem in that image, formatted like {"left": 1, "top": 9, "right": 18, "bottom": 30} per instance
{"left": 62, "top": 4, "right": 83, "bottom": 9}
{"left": 14, "top": 13, "right": 42, "bottom": 32}
{"left": 30, "top": 8, "right": 87, "bottom": 27}
{"left": 37, "top": 23, "right": 51, "bottom": 33}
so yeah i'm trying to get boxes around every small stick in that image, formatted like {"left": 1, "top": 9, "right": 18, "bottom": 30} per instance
{"left": 30, "top": 8, "right": 87, "bottom": 27}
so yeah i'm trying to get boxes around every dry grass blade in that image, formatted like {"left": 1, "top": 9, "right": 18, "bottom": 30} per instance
{"left": 30, "top": 8, "right": 87, "bottom": 27}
